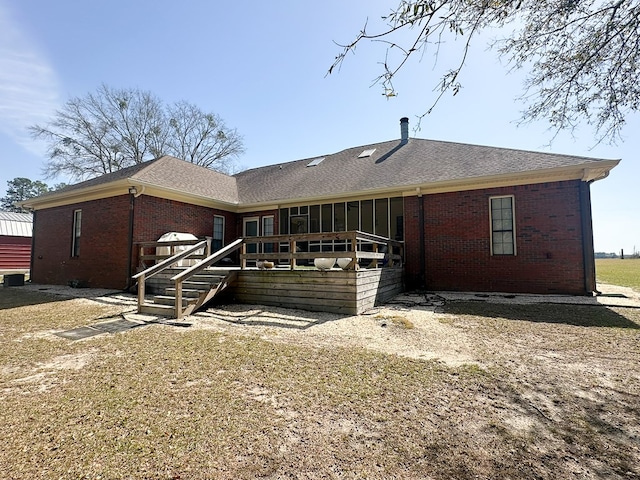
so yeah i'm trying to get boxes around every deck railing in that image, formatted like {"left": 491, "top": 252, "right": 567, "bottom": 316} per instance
{"left": 171, "top": 238, "right": 244, "bottom": 318}
{"left": 132, "top": 240, "right": 209, "bottom": 313}
{"left": 135, "top": 238, "right": 211, "bottom": 269}
{"left": 240, "top": 231, "right": 403, "bottom": 269}
{"left": 132, "top": 231, "right": 403, "bottom": 318}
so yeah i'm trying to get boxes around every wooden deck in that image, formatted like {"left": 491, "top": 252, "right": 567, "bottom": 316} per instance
{"left": 233, "top": 267, "right": 404, "bottom": 315}
{"left": 144, "top": 267, "right": 404, "bottom": 316}
{"left": 134, "top": 231, "right": 405, "bottom": 318}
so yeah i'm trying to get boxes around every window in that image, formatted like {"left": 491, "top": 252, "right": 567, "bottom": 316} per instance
{"left": 213, "top": 215, "right": 225, "bottom": 252}
{"left": 71, "top": 209, "right": 81, "bottom": 257}
{"left": 277, "top": 197, "right": 405, "bottom": 241}
{"left": 490, "top": 196, "right": 515, "bottom": 255}
{"left": 262, "top": 216, "right": 274, "bottom": 253}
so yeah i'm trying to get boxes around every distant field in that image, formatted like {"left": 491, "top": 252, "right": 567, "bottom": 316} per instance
{"left": 596, "top": 258, "right": 640, "bottom": 291}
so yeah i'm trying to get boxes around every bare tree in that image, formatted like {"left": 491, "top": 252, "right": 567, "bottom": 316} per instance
{"left": 165, "top": 101, "right": 245, "bottom": 172}
{"left": 31, "top": 85, "right": 244, "bottom": 181}
{"left": 329, "top": 0, "right": 640, "bottom": 144}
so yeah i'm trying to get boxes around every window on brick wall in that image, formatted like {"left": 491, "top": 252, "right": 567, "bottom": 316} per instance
{"left": 71, "top": 209, "right": 82, "bottom": 257}
{"left": 490, "top": 196, "right": 516, "bottom": 255}
{"left": 213, "top": 215, "right": 225, "bottom": 252}
{"left": 262, "top": 216, "right": 274, "bottom": 253}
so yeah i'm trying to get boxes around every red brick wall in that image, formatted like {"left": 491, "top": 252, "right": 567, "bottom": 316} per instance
{"left": 132, "top": 196, "right": 235, "bottom": 244}
{"left": 31, "top": 195, "right": 239, "bottom": 289}
{"left": 133, "top": 195, "right": 238, "bottom": 273}
{"left": 31, "top": 196, "right": 131, "bottom": 289}
{"left": 404, "top": 180, "right": 589, "bottom": 294}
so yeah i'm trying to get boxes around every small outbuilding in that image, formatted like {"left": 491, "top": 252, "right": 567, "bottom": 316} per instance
{"left": 0, "top": 211, "right": 33, "bottom": 277}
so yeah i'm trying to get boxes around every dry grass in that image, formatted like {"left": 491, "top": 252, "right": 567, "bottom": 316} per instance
{"left": 597, "top": 258, "right": 640, "bottom": 291}
{"left": 375, "top": 314, "right": 415, "bottom": 329}
{"left": 1, "top": 287, "right": 640, "bottom": 479}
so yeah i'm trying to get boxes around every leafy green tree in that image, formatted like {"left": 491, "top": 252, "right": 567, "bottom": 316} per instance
{"left": 329, "top": 0, "right": 640, "bottom": 143}
{"left": 1, "top": 178, "right": 51, "bottom": 212}
{"left": 31, "top": 85, "right": 245, "bottom": 181}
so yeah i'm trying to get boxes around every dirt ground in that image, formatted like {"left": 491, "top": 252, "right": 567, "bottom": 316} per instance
{"left": 1, "top": 283, "right": 639, "bottom": 479}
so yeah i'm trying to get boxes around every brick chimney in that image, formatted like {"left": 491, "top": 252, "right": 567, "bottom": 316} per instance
{"left": 400, "top": 117, "right": 409, "bottom": 143}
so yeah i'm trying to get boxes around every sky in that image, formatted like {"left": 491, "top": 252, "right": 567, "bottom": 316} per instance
{"left": 0, "top": 0, "right": 637, "bottom": 254}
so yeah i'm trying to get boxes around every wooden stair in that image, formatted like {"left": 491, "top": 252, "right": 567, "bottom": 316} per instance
{"left": 139, "top": 269, "right": 237, "bottom": 317}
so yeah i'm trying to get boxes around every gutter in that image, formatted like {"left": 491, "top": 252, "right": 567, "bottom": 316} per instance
{"left": 579, "top": 180, "right": 597, "bottom": 295}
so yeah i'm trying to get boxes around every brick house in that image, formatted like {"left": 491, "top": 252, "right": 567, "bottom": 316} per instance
{"left": 22, "top": 118, "right": 619, "bottom": 297}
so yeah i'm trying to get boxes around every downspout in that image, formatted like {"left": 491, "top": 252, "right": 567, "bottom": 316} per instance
{"left": 579, "top": 180, "right": 598, "bottom": 295}
{"left": 125, "top": 188, "right": 136, "bottom": 291}
{"left": 30, "top": 210, "right": 36, "bottom": 283}
{"left": 417, "top": 188, "right": 426, "bottom": 289}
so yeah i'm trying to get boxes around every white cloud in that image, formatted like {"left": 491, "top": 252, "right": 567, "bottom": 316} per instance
{"left": 0, "top": 2, "right": 60, "bottom": 155}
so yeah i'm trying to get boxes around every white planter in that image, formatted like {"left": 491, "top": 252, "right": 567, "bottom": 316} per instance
{"left": 314, "top": 258, "right": 336, "bottom": 270}
{"left": 337, "top": 258, "right": 352, "bottom": 269}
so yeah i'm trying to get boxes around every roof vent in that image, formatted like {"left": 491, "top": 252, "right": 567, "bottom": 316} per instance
{"left": 358, "top": 148, "right": 376, "bottom": 158}
{"left": 306, "top": 157, "right": 325, "bottom": 167}
{"left": 400, "top": 117, "right": 409, "bottom": 143}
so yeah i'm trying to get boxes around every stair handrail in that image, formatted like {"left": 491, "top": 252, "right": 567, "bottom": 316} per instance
{"left": 171, "top": 238, "right": 244, "bottom": 319}
{"left": 132, "top": 240, "right": 208, "bottom": 281}
{"left": 133, "top": 240, "right": 208, "bottom": 314}
{"left": 171, "top": 238, "right": 244, "bottom": 283}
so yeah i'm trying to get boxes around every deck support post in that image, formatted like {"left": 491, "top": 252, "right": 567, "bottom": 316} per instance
{"left": 290, "top": 239, "right": 297, "bottom": 270}
{"left": 174, "top": 279, "right": 183, "bottom": 319}
{"left": 137, "top": 273, "right": 145, "bottom": 309}
{"left": 350, "top": 236, "right": 358, "bottom": 270}
{"left": 372, "top": 243, "right": 379, "bottom": 268}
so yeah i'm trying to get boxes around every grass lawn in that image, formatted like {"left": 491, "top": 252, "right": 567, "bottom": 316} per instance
{"left": 596, "top": 258, "right": 640, "bottom": 291}
{"left": 1, "top": 288, "right": 639, "bottom": 479}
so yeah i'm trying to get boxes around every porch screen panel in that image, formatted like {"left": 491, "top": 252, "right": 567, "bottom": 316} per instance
{"left": 347, "top": 201, "right": 359, "bottom": 231}
{"left": 309, "top": 205, "right": 320, "bottom": 233}
{"left": 390, "top": 197, "right": 404, "bottom": 241}
{"left": 361, "top": 200, "right": 373, "bottom": 234}
{"left": 334, "top": 202, "right": 346, "bottom": 232}
{"left": 375, "top": 198, "right": 389, "bottom": 237}
{"left": 321, "top": 204, "right": 333, "bottom": 233}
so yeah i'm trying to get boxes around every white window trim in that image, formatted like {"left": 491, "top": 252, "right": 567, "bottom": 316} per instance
{"left": 262, "top": 215, "right": 274, "bottom": 236}
{"left": 489, "top": 195, "right": 517, "bottom": 256}
{"left": 243, "top": 216, "right": 260, "bottom": 236}
{"left": 71, "top": 209, "right": 82, "bottom": 257}
{"left": 212, "top": 215, "right": 225, "bottom": 252}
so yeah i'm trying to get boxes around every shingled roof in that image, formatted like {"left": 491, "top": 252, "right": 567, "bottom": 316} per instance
{"left": 133, "top": 156, "right": 238, "bottom": 203}
{"left": 34, "top": 156, "right": 239, "bottom": 205}
{"left": 233, "top": 138, "right": 618, "bottom": 204}
{"left": 23, "top": 132, "right": 619, "bottom": 210}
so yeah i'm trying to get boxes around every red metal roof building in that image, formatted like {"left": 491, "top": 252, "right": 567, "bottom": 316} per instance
{"left": 0, "top": 211, "right": 32, "bottom": 274}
